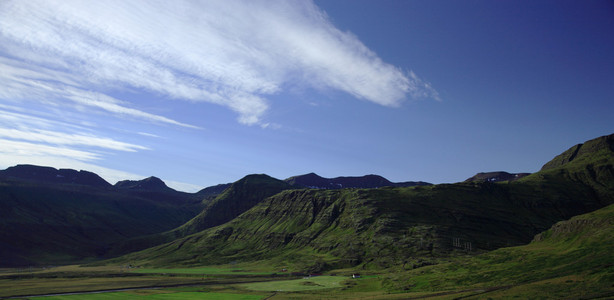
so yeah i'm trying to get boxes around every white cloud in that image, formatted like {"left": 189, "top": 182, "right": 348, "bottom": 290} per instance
{"left": 0, "top": 108, "right": 148, "bottom": 152}
{"left": 0, "top": 0, "right": 438, "bottom": 126}
{"left": 0, "top": 128, "right": 148, "bottom": 152}
{"left": 0, "top": 58, "right": 199, "bottom": 129}
{"left": 0, "top": 139, "right": 101, "bottom": 162}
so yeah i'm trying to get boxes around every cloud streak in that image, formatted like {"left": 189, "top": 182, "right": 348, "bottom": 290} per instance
{"left": 0, "top": 0, "right": 438, "bottom": 126}
{"left": 0, "top": 108, "right": 148, "bottom": 157}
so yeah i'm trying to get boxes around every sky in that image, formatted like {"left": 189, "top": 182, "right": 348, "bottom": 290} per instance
{"left": 0, "top": 0, "right": 612, "bottom": 192}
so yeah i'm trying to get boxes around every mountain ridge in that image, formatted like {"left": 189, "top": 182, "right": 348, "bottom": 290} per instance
{"left": 1, "top": 133, "right": 612, "bottom": 269}
{"left": 285, "top": 172, "right": 431, "bottom": 189}
{"left": 116, "top": 133, "right": 614, "bottom": 270}
{"left": 0, "top": 164, "right": 112, "bottom": 188}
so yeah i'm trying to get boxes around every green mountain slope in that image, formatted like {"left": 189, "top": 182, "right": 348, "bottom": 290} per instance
{"left": 174, "top": 174, "right": 293, "bottom": 237}
{"left": 117, "top": 134, "right": 614, "bottom": 271}
{"left": 0, "top": 167, "right": 206, "bottom": 267}
{"left": 109, "top": 174, "right": 292, "bottom": 255}
{"left": 382, "top": 202, "right": 614, "bottom": 299}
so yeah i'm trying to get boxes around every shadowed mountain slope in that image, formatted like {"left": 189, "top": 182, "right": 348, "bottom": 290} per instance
{"left": 109, "top": 174, "right": 293, "bottom": 254}
{"left": 0, "top": 164, "right": 111, "bottom": 188}
{"left": 119, "top": 134, "right": 614, "bottom": 271}
{"left": 0, "top": 166, "right": 206, "bottom": 267}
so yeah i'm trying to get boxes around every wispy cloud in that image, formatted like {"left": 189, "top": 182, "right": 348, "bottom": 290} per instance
{"left": 0, "top": 0, "right": 438, "bottom": 126}
{"left": 0, "top": 139, "right": 102, "bottom": 162}
{"left": 0, "top": 58, "right": 199, "bottom": 129}
{"left": 0, "top": 106, "right": 152, "bottom": 171}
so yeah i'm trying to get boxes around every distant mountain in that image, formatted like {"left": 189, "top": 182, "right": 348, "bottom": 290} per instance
{"left": 465, "top": 171, "right": 530, "bottom": 182}
{"left": 119, "top": 133, "right": 614, "bottom": 272}
{"left": 115, "top": 176, "right": 173, "bottom": 192}
{"left": 0, "top": 164, "right": 111, "bottom": 188}
{"left": 285, "top": 172, "right": 430, "bottom": 189}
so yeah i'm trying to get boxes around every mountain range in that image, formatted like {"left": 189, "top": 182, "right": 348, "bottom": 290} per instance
{"left": 0, "top": 133, "right": 613, "bottom": 275}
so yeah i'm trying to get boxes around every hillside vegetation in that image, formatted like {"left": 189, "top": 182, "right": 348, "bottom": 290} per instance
{"left": 381, "top": 202, "right": 614, "bottom": 298}
{"left": 118, "top": 134, "right": 614, "bottom": 273}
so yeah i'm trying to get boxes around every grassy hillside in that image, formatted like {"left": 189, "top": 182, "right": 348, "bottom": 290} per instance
{"left": 108, "top": 174, "right": 292, "bottom": 256}
{"left": 381, "top": 202, "right": 614, "bottom": 298}
{"left": 116, "top": 134, "right": 614, "bottom": 272}
{"left": 174, "top": 174, "right": 293, "bottom": 237}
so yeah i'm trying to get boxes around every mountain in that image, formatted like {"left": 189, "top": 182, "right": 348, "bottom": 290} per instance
{"left": 285, "top": 172, "right": 430, "bottom": 189}
{"left": 112, "top": 174, "right": 294, "bottom": 254}
{"left": 0, "top": 164, "right": 111, "bottom": 188}
{"left": 0, "top": 166, "right": 206, "bottom": 267}
{"left": 465, "top": 171, "right": 531, "bottom": 182}
{"left": 115, "top": 176, "right": 173, "bottom": 192}
{"left": 173, "top": 174, "right": 293, "bottom": 236}
{"left": 119, "top": 133, "right": 614, "bottom": 271}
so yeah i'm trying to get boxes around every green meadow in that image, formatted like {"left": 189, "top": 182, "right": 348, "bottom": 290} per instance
{"left": 39, "top": 291, "right": 264, "bottom": 300}
{"left": 241, "top": 275, "right": 345, "bottom": 292}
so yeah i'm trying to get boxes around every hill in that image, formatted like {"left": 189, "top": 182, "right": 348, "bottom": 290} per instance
{"left": 0, "top": 166, "right": 206, "bottom": 267}
{"left": 381, "top": 201, "right": 614, "bottom": 298}
{"left": 109, "top": 174, "right": 293, "bottom": 254}
{"left": 117, "top": 134, "right": 614, "bottom": 271}
{"left": 285, "top": 172, "right": 430, "bottom": 189}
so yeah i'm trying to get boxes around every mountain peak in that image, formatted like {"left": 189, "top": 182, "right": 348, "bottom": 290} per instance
{"left": 114, "top": 176, "right": 173, "bottom": 191}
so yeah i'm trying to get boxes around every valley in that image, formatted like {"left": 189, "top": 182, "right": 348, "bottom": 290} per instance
{"left": 0, "top": 133, "right": 613, "bottom": 298}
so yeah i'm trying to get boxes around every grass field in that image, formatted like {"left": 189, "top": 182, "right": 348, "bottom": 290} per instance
{"left": 132, "top": 267, "right": 271, "bottom": 276}
{"left": 241, "top": 276, "right": 345, "bottom": 292}
{"left": 38, "top": 291, "right": 264, "bottom": 300}
{"left": 0, "top": 276, "right": 205, "bottom": 298}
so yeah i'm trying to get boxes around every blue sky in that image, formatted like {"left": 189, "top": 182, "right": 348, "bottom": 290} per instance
{"left": 0, "top": 0, "right": 612, "bottom": 192}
